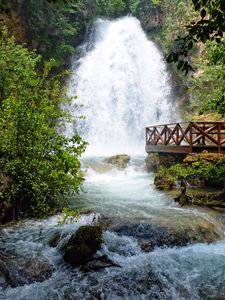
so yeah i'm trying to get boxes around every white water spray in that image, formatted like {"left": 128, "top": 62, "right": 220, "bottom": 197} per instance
{"left": 68, "top": 16, "right": 177, "bottom": 155}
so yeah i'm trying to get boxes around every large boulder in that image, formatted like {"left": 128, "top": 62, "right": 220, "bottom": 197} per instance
{"left": 63, "top": 225, "right": 102, "bottom": 266}
{"left": 104, "top": 154, "right": 130, "bottom": 168}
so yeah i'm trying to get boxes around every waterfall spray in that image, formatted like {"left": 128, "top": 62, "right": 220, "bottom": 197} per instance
{"left": 67, "top": 16, "right": 177, "bottom": 156}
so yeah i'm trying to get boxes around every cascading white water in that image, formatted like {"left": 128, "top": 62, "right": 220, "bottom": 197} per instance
{"left": 67, "top": 16, "right": 177, "bottom": 155}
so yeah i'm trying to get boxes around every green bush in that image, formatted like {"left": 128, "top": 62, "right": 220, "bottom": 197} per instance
{"left": 0, "top": 28, "right": 87, "bottom": 220}
{"left": 169, "top": 159, "right": 225, "bottom": 187}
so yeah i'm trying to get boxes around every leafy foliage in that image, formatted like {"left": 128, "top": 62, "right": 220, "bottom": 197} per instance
{"left": 167, "top": 0, "right": 225, "bottom": 74}
{"left": 169, "top": 159, "right": 225, "bottom": 187}
{"left": 58, "top": 207, "right": 80, "bottom": 225}
{"left": 187, "top": 39, "right": 225, "bottom": 116}
{"left": 0, "top": 28, "right": 87, "bottom": 221}
{"left": 0, "top": 0, "right": 128, "bottom": 65}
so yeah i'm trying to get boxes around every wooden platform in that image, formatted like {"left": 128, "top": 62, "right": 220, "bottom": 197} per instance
{"left": 146, "top": 122, "right": 225, "bottom": 154}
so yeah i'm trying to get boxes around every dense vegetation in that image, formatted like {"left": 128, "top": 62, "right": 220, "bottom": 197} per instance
{"left": 152, "top": 0, "right": 225, "bottom": 119}
{"left": 0, "top": 0, "right": 161, "bottom": 65}
{"left": 157, "top": 158, "right": 225, "bottom": 189}
{"left": 0, "top": 27, "right": 86, "bottom": 222}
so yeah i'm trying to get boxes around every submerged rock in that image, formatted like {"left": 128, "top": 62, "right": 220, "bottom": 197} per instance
{"left": 63, "top": 225, "right": 102, "bottom": 266}
{"left": 80, "top": 255, "right": 121, "bottom": 272}
{"left": 110, "top": 219, "right": 222, "bottom": 252}
{"left": 0, "top": 250, "right": 54, "bottom": 288}
{"left": 49, "top": 232, "right": 61, "bottom": 248}
{"left": 104, "top": 154, "right": 130, "bottom": 168}
{"left": 110, "top": 222, "right": 189, "bottom": 250}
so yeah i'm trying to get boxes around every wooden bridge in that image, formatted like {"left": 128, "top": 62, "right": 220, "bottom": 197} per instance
{"left": 146, "top": 121, "right": 225, "bottom": 154}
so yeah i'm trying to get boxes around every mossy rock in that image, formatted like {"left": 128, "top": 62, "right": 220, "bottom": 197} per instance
{"left": 183, "top": 151, "right": 225, "bottom": 165}
{"left": 104, "top": 154, "right": 130, "bottom": 168}
{"left": 63, "top": 225, "right": 102, "bottom": 266}
{"left": 146, "top": 153, "right": 185, "bottom": 172}
{"left": 154, "top": 167, "right": 175, "bottom": 191}
{"left": 146, "top": 153, "right": 161, "bottom": 171}
{"left": 174, "top": 189, "right": 225, "bottom": 208}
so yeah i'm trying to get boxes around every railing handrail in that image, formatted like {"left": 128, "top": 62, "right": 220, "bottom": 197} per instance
{"left": 146, "top": 121, "right": 225, "bottom": 153}
{"left": 146, "top": 121, "right": 225, "bottom": 129}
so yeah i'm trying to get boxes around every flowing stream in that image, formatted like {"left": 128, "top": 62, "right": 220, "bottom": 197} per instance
{"left": 1, "top": 16, "right": 225, "bottom": 300}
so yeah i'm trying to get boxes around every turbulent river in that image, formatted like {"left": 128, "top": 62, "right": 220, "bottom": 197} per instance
{"left": 1, "top": 17, "right": 225, "bottom": 300}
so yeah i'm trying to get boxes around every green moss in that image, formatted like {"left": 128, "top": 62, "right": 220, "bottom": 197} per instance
{"left": 154, "top": 167, "right": 176, "bottom": 191}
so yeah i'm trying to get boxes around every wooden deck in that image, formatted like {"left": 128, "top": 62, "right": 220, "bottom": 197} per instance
{"left": 146, "top": 122, "right": 225, "bottom": 154}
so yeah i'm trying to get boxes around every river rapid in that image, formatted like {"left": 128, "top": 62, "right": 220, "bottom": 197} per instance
{"left": 1, "top": 16, "right": 225, "bottom": 300}
{"left": 1, "top": 157, "right": 225, "bottom": 299}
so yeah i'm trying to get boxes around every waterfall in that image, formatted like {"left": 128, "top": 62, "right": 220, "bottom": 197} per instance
{"left": 67, "top": 16, "right": 178, "bottom": 156}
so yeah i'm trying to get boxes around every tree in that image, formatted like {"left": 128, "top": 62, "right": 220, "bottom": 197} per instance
{"left": 0, "top": 27, "right": 87, "bottom": 222}
{"left": 167, "top": 0, "right": 225, "bottom": 74}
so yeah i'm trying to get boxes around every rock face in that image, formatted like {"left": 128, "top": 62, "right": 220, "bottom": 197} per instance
{"left": 104, "top": 154, "right": 130, "bottom": 168}
{"left": 175, "top": 189, "right": 225, "bottom": 208}
{"left": 63, "top": 225, "right": 102, "bottom": 266}
{"left": 134, "top": 3, "right": 164, "bottom": 32}
{"left": 146, "top": 153, "right": 185, "bottom": 172}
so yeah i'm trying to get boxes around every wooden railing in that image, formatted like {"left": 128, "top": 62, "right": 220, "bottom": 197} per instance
{"left": 146, "top": 122, "right": 225, "bottom": 154}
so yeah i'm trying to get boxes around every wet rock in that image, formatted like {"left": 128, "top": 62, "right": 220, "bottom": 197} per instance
{"left": 110, "top": 220, "right": 222, "bottom": 252}
{"left": 49, "top": 232, "right": 61, "bottom": 248}
{"left": 88, "top": 162, "right": 114, "bottom": 174}
{"left": 63, "top": 225, "right": 102, "bottom": 266}
{"left": 80, "top": 255, "right": 121, "bottom": 272}
{"left": 146, "top": 153, "right": 185, "bottom": 172}
{"left": 0, "top": 250, "right": 54, "bottom": 288}
{"left": 146, "top": 153, "right": 160, "bottom": 172}
{"left": 110, "top": 222, "right": 189, "bottom": 250}
{"left": 104, "top": 154, "right": 130, "bottom": 168}
{"left": 139, "top": 240, "right": 154, "bottom": 252}
{"left": 22, "top": 257, "right": 53, "bottom": 283}
{"left": 175, "top": 189, "right": 225, "bottom": 208}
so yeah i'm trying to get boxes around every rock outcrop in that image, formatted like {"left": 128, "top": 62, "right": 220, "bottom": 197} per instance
{"left": 104, "top": 154, "right": 130, "bottom": 168}
{"left": 146, "top": 153, "right": 185, "bottom": 172}
{"left": 63, "top": 225, "right": 102, "bottom": 266}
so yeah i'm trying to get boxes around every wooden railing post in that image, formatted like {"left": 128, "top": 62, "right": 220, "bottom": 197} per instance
{"left": 164, "top": 126, "right": 167, "bottom": 145}
{"left": 146, "top": 128, "right": 148, "bottom": 145}
{"left": 202, "top": 122, "right": 205, "bottom": 145}
{"left": 218, "top": 123, "right": 221, "bottom": 153}
{"left": 176, "top": 124, "right": 179, "bottom": 145}
{"left": 189, "top": 122, "right": 193, "bottom": 153}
